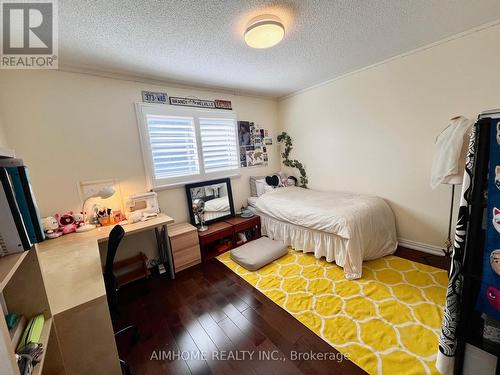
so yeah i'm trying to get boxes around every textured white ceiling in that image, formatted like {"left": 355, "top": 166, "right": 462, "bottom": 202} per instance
{"left": 59, "top": 1, "right": 500, "bottom": 97}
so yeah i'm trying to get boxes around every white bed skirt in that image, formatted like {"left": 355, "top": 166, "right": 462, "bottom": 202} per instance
{"left": 259, "top": 213, "right": 352, "bottom": 269}
{"left": 248, "top": 196, "right": 397, "bottom": 279}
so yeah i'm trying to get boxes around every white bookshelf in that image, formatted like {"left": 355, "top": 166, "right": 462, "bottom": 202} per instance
{"left": 0, "top": 250, "right": 63, "bottom": 375}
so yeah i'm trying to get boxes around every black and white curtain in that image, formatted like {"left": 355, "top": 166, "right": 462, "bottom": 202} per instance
{"left": 436, "top": 124, "right": 478, "bottom": 374}
{"left": 436, "top": 119, "right": 492, "bottom": 374}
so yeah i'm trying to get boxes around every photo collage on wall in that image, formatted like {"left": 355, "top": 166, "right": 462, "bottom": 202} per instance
{"left": 238, "top": 121, "right": 272, "bottom": 167}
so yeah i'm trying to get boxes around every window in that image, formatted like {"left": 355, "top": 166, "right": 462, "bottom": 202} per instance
{"left": 136, "top": 103, "right": 239, "bottom": 188}
{"left": 199, "top": 117, "right": 239, "bottom": 173}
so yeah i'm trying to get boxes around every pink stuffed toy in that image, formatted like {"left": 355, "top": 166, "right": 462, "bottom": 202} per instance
{"left": 55, "top": 211, "right": 79, "bottom": 235}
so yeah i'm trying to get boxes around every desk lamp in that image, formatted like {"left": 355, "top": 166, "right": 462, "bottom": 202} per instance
{"left": 76, "top": 186, "right": 115, "bottom": 233}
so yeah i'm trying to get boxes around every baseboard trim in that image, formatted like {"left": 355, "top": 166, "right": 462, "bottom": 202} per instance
{"left": 397, "top": 238, "right": 445, "bottom": 257}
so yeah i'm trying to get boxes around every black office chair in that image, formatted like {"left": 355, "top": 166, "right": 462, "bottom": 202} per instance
{"left": 104, "top": 225, "right": 139, "bottom": 375}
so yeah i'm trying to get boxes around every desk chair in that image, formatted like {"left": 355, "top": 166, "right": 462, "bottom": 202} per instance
{"left": 104, "top": 225, "right": 139, "bottom": 375}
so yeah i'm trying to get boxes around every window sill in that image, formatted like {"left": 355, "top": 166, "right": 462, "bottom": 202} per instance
{"left": 152, "top": 173, "right": 242, "bottom": 191}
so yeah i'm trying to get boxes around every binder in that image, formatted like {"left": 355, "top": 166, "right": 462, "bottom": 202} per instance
{"left": 16, "top": 314, "right": 44, "bottom": 352}
{"left": 0, "top": 168, "right": 31, "bottom": 255}
{"left": 6, "top": 166, "right": 45, "bottom": 243}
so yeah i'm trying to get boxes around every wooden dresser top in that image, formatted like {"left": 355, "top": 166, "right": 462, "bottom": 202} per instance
{"left": 197, "top": 221, "right": 233, "bottom": 238}
{"left": 168, "top": 222, "right": 197, "bottom": 238}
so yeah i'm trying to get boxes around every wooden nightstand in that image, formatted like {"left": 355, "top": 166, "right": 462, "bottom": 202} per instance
{"left": 168, "top": 223, "right": 201, "bottom": 273}
{"left": 198, "top": 221, "right": 234, "bottom": 262}
{"left": 197, "top": 216, "right": 262, "bottom": 261}
{"left": 225, "top": 215, "right": 261, "bottom": 247}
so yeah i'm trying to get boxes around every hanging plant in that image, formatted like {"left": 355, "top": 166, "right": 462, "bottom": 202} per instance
{"left": 277, "top": 132, "right": 308, "bottom": 188}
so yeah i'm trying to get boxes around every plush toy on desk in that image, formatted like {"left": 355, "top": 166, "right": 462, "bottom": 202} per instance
{"left": 73, "top": 212, "right": 84, "bottom": 226}
{"left": 55, "top": 211, "right": 82, "bottom": 235}
{"left": 41, "top": 216, "right": 63, "bottom": 239}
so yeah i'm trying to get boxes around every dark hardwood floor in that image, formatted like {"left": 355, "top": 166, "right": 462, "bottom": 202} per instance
{"left": 394, "top": 246, "right": 450, "bottom": 271}
{"left": 114, "top": 247, "right": 448, "bottom": 375}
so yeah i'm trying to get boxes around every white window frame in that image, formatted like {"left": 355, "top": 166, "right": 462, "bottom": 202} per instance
{"left": 135, "top": 103, "right": 241, "bottom": 190}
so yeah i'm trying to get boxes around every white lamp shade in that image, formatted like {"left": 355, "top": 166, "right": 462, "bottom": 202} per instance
{"left": 97, "top": 186, "right": 115, "bottom": 199}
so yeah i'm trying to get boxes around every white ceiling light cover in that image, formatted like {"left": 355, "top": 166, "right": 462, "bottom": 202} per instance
{"left": 244, "top": 14, "right": 285, "bottom": 49}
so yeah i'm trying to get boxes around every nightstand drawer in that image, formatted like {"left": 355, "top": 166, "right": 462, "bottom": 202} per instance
{"left": 198, "top": 227, "right": 233, "bottom": 246}
{"left": 170, "top": 231, "right": 199, "bottom": 252}
{"left": 233, "top": 219, "right": 260, "bottom": 233}
{"left": 226, "top": 215, "right": 261, "bottom": 233}
{"left": 173, "top": 245, "right": 201, "bottom": 272}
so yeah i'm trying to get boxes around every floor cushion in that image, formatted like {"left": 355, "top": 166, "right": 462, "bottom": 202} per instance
{"left": 230, "top": 236, "right": 287, "bottom": 271}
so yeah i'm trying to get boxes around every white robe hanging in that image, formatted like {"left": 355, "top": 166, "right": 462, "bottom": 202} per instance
{"left": 431, "top": 116, "right": 473, "bottom": 190}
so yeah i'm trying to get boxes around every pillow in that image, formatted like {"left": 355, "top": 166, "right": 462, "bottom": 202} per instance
{"left": 230, "top": 237, "right": 288, "bottom": 271}
{"left": 249, "top": 172, "right": 279, "bottom": 197}
{"left": 265, "top": 174, "right": 280, "bottom": 187}
{"left": 263, "top": 184, "right": 274, "bottom": 193}
{"left": 255, "top": 179, "right": 267, "bottom": 197}
{"left": 249, "top": 176, "right": 265, "bottom": 197}
{"left": 255, "top": 179, "right": 277, "bottom": 197}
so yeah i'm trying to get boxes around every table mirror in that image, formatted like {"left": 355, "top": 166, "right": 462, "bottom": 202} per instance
{"left": 185, "top": 177, "right": 235, "bottom": 227}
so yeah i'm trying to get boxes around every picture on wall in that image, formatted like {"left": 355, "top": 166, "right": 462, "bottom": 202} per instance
{"left": 240, "top": 145, "right": 254, "bottom": 167}
{"left": 240, "top": 151, "right": 247, "bottom": 167}
{"left": 238, "top": 121, "right": 253, "bottom": 146}
{"left": 238, "top": 121, "right": 269, "bottom": 167}
{"left": 246, "top": 148, "right": 265, "bottom": 166}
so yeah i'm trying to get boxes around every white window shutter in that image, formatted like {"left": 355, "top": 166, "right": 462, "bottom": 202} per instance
{"left": 145, "top": 115, "right": 200, "bottom": 179}
{"left": 199, "top": 117, "right": 239, "bottom": 173}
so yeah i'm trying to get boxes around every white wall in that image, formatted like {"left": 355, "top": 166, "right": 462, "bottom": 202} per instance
{"left": 0, "top": 117, "right": 8, "bottom": 148}
{"left": 463, "top": 344, "right": 497, "bottom": 375}
{"left": 2, "top": 23, "right": 499, "bottom": 255}
{"left": 278, "top": 23, "right": 500, "bottom": 248}
{"left": 0, "top": 70, "right": 279, "bottom": 261}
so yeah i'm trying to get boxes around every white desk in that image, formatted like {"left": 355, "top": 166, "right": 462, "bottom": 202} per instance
{"left": 35, "top": 213, "right": 175, "bottom": 375}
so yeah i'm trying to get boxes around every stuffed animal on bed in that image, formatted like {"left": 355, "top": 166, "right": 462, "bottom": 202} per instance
{"left": 265, "top": 174, "right": 281, "bottom": 187}
{"left": 266, "top": 173, "right": 298, "bottom": 188}
{"left": 286, "top": 176, "right": 298, "bottom": 186}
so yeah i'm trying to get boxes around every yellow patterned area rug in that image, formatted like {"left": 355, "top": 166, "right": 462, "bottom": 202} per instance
{"left": 217, "top": 249, "right": 448, "bottom": 375}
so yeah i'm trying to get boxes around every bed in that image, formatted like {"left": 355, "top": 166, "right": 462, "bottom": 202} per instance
{"left": 248, "top": 186, "right": 397, "bottom": 279}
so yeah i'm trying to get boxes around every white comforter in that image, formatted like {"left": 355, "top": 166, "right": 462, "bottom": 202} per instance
{"left": 255, "top": 186, "right": 397, "bottom": 279}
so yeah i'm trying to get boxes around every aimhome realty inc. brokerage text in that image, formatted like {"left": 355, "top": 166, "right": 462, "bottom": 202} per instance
{"left": 150, "top": 350, "right": 350, "bottom": 362}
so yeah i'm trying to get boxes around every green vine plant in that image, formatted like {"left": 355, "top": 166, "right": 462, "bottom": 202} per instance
{"left": 277, "top": 132, "right": 308, "bottom": 188}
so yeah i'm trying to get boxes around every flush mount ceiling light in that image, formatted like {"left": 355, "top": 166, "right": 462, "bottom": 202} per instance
{"left": 244, "top": 15, "right": 285, "bottom": 49}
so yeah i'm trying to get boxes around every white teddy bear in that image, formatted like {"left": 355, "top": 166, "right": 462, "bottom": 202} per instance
{"left": 41, "top": 216, "right": 63, "bottom": 239}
